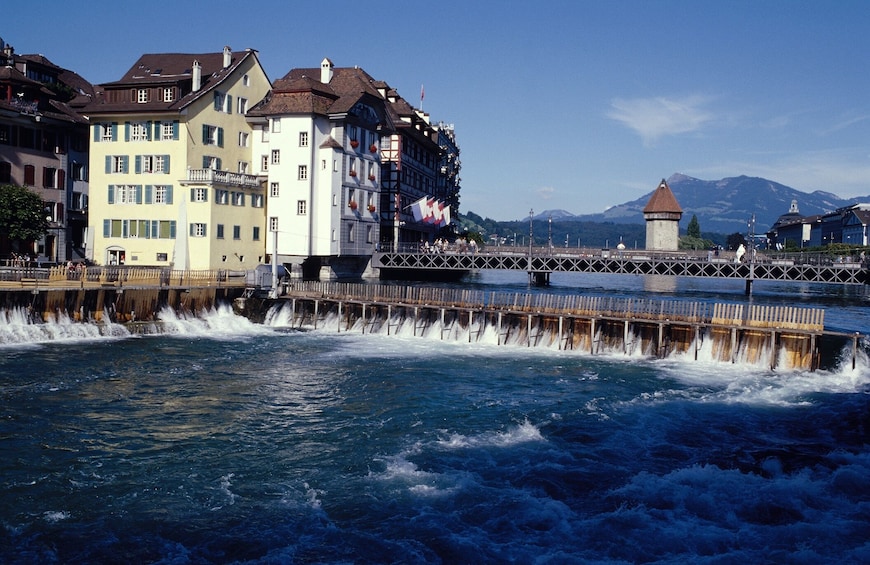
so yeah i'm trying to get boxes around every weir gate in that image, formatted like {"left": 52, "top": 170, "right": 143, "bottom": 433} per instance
{"left": 269, "top": 282, "right": 865, "bottom": 372}
{"left": 374, "top": 247, "right": 870, "bottom": 292}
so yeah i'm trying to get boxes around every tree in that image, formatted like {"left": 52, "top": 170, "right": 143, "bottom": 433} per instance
{"left": 687, "top": 214, "right": 701, "bottom": 239}
{"left": 726, "top": 232, "right": 746, "bottom": 250}
{"left": 0, "top": 184, "right": 49, "bottom": 244}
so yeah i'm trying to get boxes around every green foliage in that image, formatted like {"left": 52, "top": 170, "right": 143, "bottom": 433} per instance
{"left": 687, "top": 214, "right": 701, "bottom": 239}
{"left": 679, "top": 235, "right": 713, "bottom": 250}
{"left": 0, "top": 184, "right": 49, "bottom": 242}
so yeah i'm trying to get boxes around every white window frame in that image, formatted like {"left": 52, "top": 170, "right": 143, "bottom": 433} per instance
{"left": 237, "top": 97, "right": 248, "bottom": 114}
{"left": 163, "top": 87, "right": 174, "bottom": 102}
{"left": 193, "top": 223, "right": 206, "bottom": 237}
{"left": 112, "top": 156, "right": 125, "bottom": 173}
{"left": 154, "top": 185, "right": 168, "bottom": 204}
{"left": 239, "top": 131, "right": 249, "bottom": 147}
{"left": 270, "top": 182, "right": 279, "bottom": 197}
{"left": 101, "top": 123, "right": 113, "bottom": 142}
{"left": 238, "top": 161, "right": 248, "bottom": 174}
{"left": 271, "top": 149, "right": 280, "bottom": 165}
{"left": 193, "top": 188, "right": 208, "bottom": 202}
{"left": 261, "top": 155, "right": 269, "bottom": 172}
{"left": 299, "top": 131, "right": 308, "bottom": 147}
{"left": 130, "top": 122, "right": 148, "bottom": 141}
{"left": 137, "top": 89, "right": 148, "bottom": 103}
{"left": 269, "top": 216, "right": 278, "bottom": 232}
{"left": 297, "top": 200, "right": 307, "bottom": 215}
{"left": 271, "top": 118, "right": 281, "bottom": 133}
{"left": 161, "top": 121, "right": 174, "bottom": 140}
{"left": 298, "top": 165, "right": 308, "bottom": 180}
{"left": 143, "top": 155, "right": 164, "bottom": 174}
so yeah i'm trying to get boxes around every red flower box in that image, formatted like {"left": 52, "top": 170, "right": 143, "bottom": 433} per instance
{"left": 349, "top": 170, "right": 357, "bottom": 177}
{"left": 349, "top": 200, "right": 358, "bottom": 210}
{"left": 369, "top": 144, "right": 378, "bottom": 153}
{"left": 350, "top": 140, "right": 360, "bottom": 149}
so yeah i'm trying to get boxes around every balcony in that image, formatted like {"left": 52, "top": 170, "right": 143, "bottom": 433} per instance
{"left": 183, "top": 168, "right": 262, "bottom": 189}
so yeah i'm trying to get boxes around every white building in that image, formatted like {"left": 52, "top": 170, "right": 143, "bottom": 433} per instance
{"left": 248, "top": 58, "right": 391, "bottom": 280}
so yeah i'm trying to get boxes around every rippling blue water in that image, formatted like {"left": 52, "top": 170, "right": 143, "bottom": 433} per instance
{"left": 1, "top": 273, "right": 869, "bottom": 563}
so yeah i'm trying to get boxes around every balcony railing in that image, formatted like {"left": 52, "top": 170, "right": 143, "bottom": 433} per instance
{"left": 185, "top": 168, "right": 262, "bottom": 189}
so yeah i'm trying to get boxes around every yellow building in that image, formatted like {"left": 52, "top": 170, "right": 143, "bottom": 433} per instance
{"left": 85, "top": 46, "right": 271, "bottom": 269}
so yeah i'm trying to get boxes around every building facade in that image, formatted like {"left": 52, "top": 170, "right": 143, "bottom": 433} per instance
{"left": 85, "top": 47, "right": 271, "bottom": 269}
{"left": 0, "top": 39, "right": 93, "bottom": 263}
{"left": 247, "top": 59, "right": 392, "bottom": 279}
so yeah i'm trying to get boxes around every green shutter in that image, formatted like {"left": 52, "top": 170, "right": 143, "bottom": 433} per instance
{"left": 146, "top": 121, "right": 152, "bottom": 141}
{"left": 163, "top": 155, "right": 170, "bottom": 173}
{"left": 170, "top": 220, "right": 176, "bottom": 239}
{"left": 111, "top": 122, "right": 118, "bottom": 141}
{"left": 103, "top": 219, "right": 110, "bottom": 237}
{"left": 202, "top": 156, "right": 209, "bottom": 168}
{"left": 151, "top": 220, "right": 158, "bottom": 238}
{"left": 121, "top": 156, "right": 129, "bottom": 174}
{"left": 202, "top": 124, "right": 209, "bottom": 144}
{"left": 107, "top": 185, "right": 114, "bottom": 204}
{"left": 145, "top": 185, "right": 153, "bottom": 204}
{"left": 93, "top": 124, "right": 100, "bottom": 142}
{"left": 124, "top": 122, "right": 130, "bottom": 142}
{"left": 172, "top": 120, "right": 179, "bottom": 140}
{"left": 134, "top": 155, "right": 142, "bottom": 174}
{"left": 227, "top": 94, "right": 232, "bottom": 115}
{"left": 217, "top": 127, "right": 224, "bottom": 147}
{"left": 166, "top": 185, "right": 173, "bottom": 204}
{"left": 216, "top": 157, "right": 222, "bottom": 170}
{"left": 190, "top": 188, "right": 195, "bottom": 202}
{"left": 105, "top": 155, "right": 111, "bottom": 174}
{"left": 190, "top": 223, "right": 194, "bottom": 236}
{"left": 136, "top": 185, "right": 143, "bottom": 204}
{"left": 214, "top": 91, "right": 221, "bottom": 110}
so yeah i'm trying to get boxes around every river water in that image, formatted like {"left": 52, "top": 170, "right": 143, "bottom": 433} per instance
{"left": 1, "top": 272, "right": 869, "bottom": 564}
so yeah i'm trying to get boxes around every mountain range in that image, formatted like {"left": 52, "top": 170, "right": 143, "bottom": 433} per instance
{"left": 530, "top": 174, "right": 870, "bottom": 235}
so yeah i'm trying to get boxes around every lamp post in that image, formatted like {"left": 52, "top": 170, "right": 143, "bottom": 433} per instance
{"left": 528, "top": 209, "right": 534, "bottom": 257}
{"left": 547, "top": 214, "right": 552, "bottom": 252}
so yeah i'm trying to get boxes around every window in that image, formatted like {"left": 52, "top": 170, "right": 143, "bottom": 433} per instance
{"left": 213, "top": 91, "right": 231, "bottom": 113}
{"left": 158, "top": 220, "right": 176, "bottom": 239}
{"left": 239, "top": 131, "right": 249, "bottom": 147}
{"left": 270, "top": 183, "right": 279, "bottom": 198}
{"left": 43, "top": 167, "right": 57, "bottom": 188}
{"left": 243, "top": 74, "right": 250, "bottom": 86}
{"left": 348, "top": 225, "right": 355, "bottom": 243}
{"left": 237, "top": 97, "right": 248, "bottom": 114}
{"left": 271, "top": 118, "right": 281, "bottom": 133}
{"left": 141, "top": 155, "right": 165, "bottom": 174}
{"left": 0, "top": 161, "right": 10, "bottom": 183}
{"left": 130, "top": 122, "right": 148, "bottom": 141}
{"left": 299, "top": 131, "right": 308, "bottom": 147}
{"left": 349, "top": 126, "right": 358, "bottom": 143}
{"left": 251, "top": 194, "right": 263, "bottom": 208}
{"left": 349, "top": 158, "right": 356, "bottom": 177}
{"left": 154, "top": 185, "right": 169, "bottom": 204}
{"left": 137, "top": 88, "right": 148, "bottom": 103}
{"left": 163, "top": 87, "right": 174, "bottom": 102}
{"left": 216, "top": 224, "right": 225, "bottom": 239}
{"left": 111, "top": 156, "right": 127, "bottom": 173}
{"left": 367, "top": 225, "right": 374, "bottom": 243}
{"left": 232, "top": 192, "right": 245, "bottom": 206}
{"left": 271, "top": 149, "right": 280, "bottom": 165}
{"left": 72, "top": 162, "right": 86, "bottom": 181}
{"left": 0, "top": 125, "right": 9, "bottom": 144}
{"left": 322, "top": 159, "right": 327, "bottom": 170}
{"left": 160, "top": 121, "right": 176, "bottom": 140}
{"left": 298, "top": 165, "right": 308, "bottom": 180}
{"left": 202, "top": 125, "right": 223, "bottom": 146}
{"left": 233, "top": 225, "right": 241, "bottom": 240}
{"left": 269, "top": 217, "right": 278, "bottom": 232}
{"left": 261, "top": 155, "right": 269, "bottom": 172}
{"left": 100, "top": 123, "right": 114, "bottom": 142}
{"left": 192, "top": 187, "right": 208, "bottom": 202}
{"left": 238, "top": 161, "right": 248, "bottom": 174}
{"left": 191, "top": 223, "right": 207, "bottom": 237}
{"left": 297, "top": 200, "right": 307, "bottom": 215}
{"left": 252, "top": 226, "right": 260, "bottom": 241}
{"left": 216, "top": 189, "right": 229, "bottom": 205}
{"left": 114, "top": 184, "right": 139, "bottom": 204}
{"left": 24, "top": 164, "right": 35, "bottom": 185}
{"left": 204, "top": 156, "right": 220, "bottom": 170}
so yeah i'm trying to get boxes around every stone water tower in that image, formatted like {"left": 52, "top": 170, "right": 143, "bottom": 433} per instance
{"left": 643, "top": 179, "right": 683, "bottom": 250}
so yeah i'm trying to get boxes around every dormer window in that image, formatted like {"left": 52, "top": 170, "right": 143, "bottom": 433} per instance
{"left": 163, "top": 87, "right": 174, "bottom": 102}
{"left": 137, "top": 89, "right": 148, "bottom": 103}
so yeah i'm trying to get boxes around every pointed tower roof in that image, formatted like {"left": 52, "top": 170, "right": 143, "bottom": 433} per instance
{"left": 643, "top": 179, "right": 683, "bottom": 214}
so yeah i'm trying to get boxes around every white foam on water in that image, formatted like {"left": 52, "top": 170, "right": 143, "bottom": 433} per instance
{"left": 0, "top": 307, "right": 130, "bottom": 346}
{"left": 156, "top": 304, "right": 273, "bottom": 339}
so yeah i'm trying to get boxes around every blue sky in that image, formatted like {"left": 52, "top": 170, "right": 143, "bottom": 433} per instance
{"left": 6, "top": 0, "right": 870, "bottom": 220}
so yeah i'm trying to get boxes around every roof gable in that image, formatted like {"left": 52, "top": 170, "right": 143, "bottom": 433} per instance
{"left": 643, "top": 179, "right": 683, "bottom": 214}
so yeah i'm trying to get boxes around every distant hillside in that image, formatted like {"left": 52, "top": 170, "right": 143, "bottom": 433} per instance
{"left": 578, "top": 174, "right": 870, "bottom": 234}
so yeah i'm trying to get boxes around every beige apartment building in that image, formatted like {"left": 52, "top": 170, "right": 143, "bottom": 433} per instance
{"left": 85, "top": 46, "right": 270, "bottom": 269}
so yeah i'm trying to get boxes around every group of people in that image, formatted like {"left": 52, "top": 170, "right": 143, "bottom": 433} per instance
{"left": 419, "top": 237, "right": 478, "bottom": 255}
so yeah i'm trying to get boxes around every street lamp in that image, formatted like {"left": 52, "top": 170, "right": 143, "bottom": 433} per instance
{"left": 547, "top": 214, "right": 552, "bottom": 251}
{"left": 528, "top": 208, "right": 534, "bottom": 257}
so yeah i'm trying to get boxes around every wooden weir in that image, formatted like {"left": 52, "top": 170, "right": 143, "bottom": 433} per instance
{"left": 275, "top": 282, "right": 860, "bottom": 371}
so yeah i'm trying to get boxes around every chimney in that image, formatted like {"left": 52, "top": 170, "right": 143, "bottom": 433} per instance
{"left": 223, "top": 46, "right": 232, "bottom": 68}
{"left": 320, "top": 57, "right": 333, "bottom": 84}
{"left": 192, "top": 60, "right": 202, "bottom": 91}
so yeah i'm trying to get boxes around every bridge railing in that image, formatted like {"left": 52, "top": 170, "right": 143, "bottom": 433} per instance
{"left": 0, "top": 266, "right": 248, "bottom": 289}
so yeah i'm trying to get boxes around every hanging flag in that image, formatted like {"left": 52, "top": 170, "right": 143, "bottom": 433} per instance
{"left": 439, "top": 204, "right": 451, "bottom": 227}
{"left": 411, "top": 196, "right": 429, "bottom": 223}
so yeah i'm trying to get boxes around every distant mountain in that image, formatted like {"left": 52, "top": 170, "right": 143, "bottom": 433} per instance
{"left": 575, "top": 174, "right": 870, "bottom": 235}
{"left": 531, "top": 209, "right": 578, "bottom": 221}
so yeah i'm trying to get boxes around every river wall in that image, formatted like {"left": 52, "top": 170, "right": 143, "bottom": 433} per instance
{"left": 0, "top": 287, "right": 244, "bottom": 323}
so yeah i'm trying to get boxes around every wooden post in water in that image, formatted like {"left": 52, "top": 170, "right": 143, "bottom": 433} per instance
{"left": 730, "top": 327, "right": 737, "bottom": 363}
{"left": 337, "top": 301, "right": 342, "bottom": 333}
{"left": 558, "top": 316, "right": 564, "bottom": 351}
{"left": 440, "top": 308, "right": 446, "bottom": 340}
{"left": 623, "top": 320, "right": 630, "bottom": 354}
{"left": 853, "top": 333, "right": 860, "bottom": 370}
{"left": 769, "top": 330, "right": 777, "bottom": 370}
{"left": 693, "top": 325, "right": 699, "bottom": 361}
{"left": 590, "top": 318, "right": 596, "bottom": 355}
{"left": 387, "top": 305, "right": 392, "bottom": 335}
{"left": 497, "top": 312, "right": 503, "bottom": 345}
{"left": 527, "top": 314, "right": 533, "bottom": 347}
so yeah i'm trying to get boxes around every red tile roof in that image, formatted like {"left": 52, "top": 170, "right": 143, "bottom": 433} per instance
{"left": 643, "top": 179, "right": 683, "bottom": 214}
